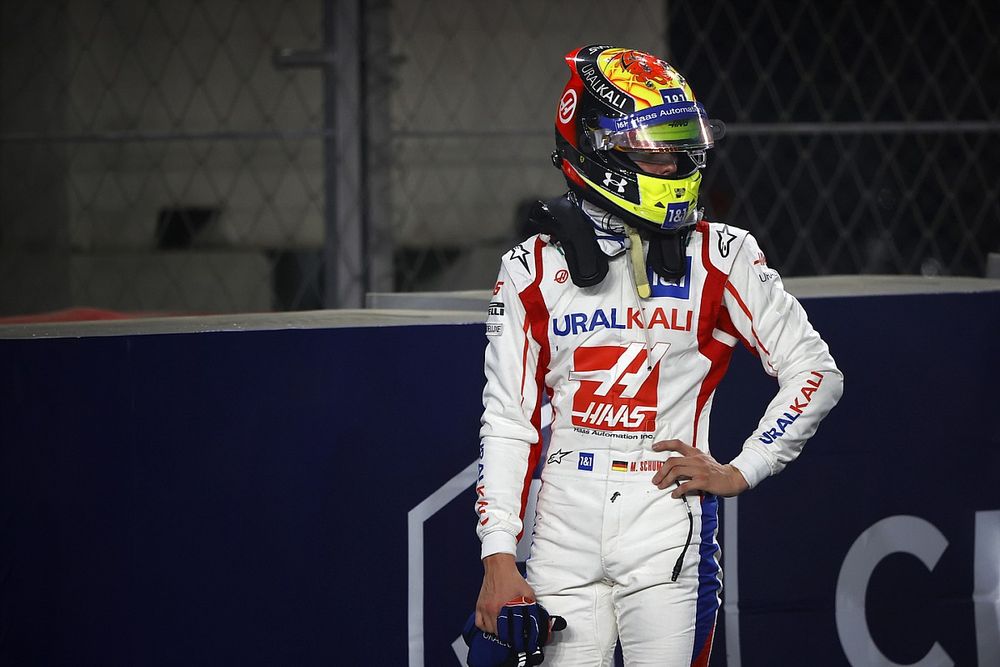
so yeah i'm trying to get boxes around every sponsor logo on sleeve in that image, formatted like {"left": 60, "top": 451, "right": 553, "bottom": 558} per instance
{"left": 752, "top": 251, "right": 779, "bottom": 283}
{"left": 758, "top": 268, "right": 779, "bottom": 283}
{"left": 492, "top": 280, "right": 504, "bottom": 295}
{"left": 758, "top": 371, "right": 825, "bottom": 444}
{"left": 476, "top": 443, "right": 488, "bottom": 525}
{"left": 486, "top": 300, "right": 505, "bottom": 336}
{"left": 555, "top": 269, "right": 569, "bottom": 284}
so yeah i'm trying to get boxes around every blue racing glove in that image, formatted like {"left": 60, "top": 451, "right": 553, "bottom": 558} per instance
{"left": 463, "top": 598, "right": 567, "bottom": 667}
{"left": 496, "top": 596, "right": 545, "bottom": 654}
{"left": 462, "top": 614, "right": 518, "bottom": 667}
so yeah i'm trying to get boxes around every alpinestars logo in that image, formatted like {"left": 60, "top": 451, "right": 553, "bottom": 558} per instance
{"left": 569, "top": 342, "right": 670, "bottom": 432}
{"left": 603, "top": 172, "right": 628, "bottom": 194}
{"left": 717, "top": 225, "right": 738, "bottom": 258}
{"left": 509, "top": 244, "right": 531, "bottom": 272}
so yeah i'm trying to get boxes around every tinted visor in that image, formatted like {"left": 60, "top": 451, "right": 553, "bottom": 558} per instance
{"left": 592, "top": 101, "right": 720, "bottom": 152}
{"left": 611, "top": 149, "right": 703, "bottom": 178}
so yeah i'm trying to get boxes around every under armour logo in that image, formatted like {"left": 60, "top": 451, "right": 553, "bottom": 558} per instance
{"left": 603, "top": 172, "right": 628, "bottom": 194}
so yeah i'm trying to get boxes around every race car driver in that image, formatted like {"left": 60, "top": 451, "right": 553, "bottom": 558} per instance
{"left": 473, "top": 45, "right": 844, "bottom": 666}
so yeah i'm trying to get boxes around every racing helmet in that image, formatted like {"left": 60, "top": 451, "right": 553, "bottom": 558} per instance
{"left": 553, "top": 45, "right": 723, "bottom": 233}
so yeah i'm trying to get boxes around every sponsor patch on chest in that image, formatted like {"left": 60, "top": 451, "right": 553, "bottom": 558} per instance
{"left": 568, "top": 342, "right": 669, "bottom": 432}
{"left": 647, "top": 256, "right": 692, "bottom": 299}
{"left": 552, "top": 307, "right": 692, "bottom": 336}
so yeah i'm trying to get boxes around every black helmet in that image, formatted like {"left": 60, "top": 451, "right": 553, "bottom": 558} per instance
{"left": 553, "top": 45, "right": 723, "bottom": 234}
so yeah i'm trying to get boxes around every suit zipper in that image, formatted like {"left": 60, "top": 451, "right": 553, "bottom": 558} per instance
{"left": 622, "top": 228, "right": 695, "bottom": 582}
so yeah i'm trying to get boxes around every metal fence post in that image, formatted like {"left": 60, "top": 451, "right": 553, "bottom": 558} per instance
{"left": 322, "top": 0, "right": 343, "bottom": 308}
{"left": 329, "top": 0, "right": 366, "bottom": 308}
{"left": 275, "top": 0, "right": 365, "bottom": 309}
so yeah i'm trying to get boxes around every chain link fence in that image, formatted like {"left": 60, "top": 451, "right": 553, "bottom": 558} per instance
{"left": 386, "top": 1, "right": 668, "bottom": 291}
{"left": 1, "top": 0, "right": 997, "bottom": 316}
{"left": 671, "top": 0, "right": 1000, "bottom": 277}
{"left": 1, "top": 0, "right": 331, "bottom": 315}
{"left": 391, "top": 0, "right": 999, "bottom": 288}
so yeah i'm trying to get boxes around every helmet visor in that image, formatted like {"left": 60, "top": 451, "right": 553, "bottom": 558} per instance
{"left": 613, "top": 149, "right": 703, "bottom": 178}
{"left": 592, "top": 101, "right": 718, "bottom": 152}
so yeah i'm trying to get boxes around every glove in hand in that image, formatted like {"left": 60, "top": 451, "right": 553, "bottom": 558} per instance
{"left": 496, "top": 596, "right": 545, "bottom": 654}
{"left": 463, "top": 598, "right": 567, "bottom": 667}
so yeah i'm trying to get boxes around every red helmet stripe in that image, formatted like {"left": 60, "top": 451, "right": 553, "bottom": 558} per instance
{"left": 556, "top": 49, "right": 584, "bottom": 145}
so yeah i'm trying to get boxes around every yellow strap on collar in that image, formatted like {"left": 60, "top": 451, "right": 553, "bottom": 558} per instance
{"left": 626, "top": 226, "right": 651, "bottom": 299}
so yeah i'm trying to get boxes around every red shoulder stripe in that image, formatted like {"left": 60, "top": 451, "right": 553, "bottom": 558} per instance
{"left": 513, "top": 237, "right": 553, "bottom": 538}
{"left": 692, "top": 224, "right": 734, "bottom": 447}
{"left": 724, "top": 282, "right": 771, "bottom": 357}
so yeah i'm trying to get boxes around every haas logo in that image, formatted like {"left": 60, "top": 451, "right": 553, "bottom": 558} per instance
{"left": 569, "top": 342, "right": 670, "bottom": 431}
{"left": 603, "top": 172, "right": 628, "bottom": 194}
{"left": 558, "top": 89, "right": 577, "bottom": 124}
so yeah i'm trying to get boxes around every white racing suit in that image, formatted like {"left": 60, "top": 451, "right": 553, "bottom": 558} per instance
{"left": 476, "top": 210, "right": 843, "bottom": 666}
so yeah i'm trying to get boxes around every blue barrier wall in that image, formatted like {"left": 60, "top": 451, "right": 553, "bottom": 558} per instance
{"left": 2, "top": 289, "right": 999, "bottom": 666}
{"left": 0, "top": 325, "right": 486, "bottom": 666}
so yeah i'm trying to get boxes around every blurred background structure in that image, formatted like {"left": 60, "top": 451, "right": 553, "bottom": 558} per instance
{"left": 1, "top": 0, "right": 998, "bottom": 315}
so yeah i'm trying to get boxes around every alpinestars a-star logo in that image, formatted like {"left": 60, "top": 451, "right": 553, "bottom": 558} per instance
{"left": 569, "top": 342, "right": 669, "bottom": 431}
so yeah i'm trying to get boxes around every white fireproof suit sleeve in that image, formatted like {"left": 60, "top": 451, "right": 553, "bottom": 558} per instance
{"left": 476, "top": 264, "right": 544, "bottom": 559}
{"left": 723, "top": 233, "right": 844, "bottom": 488}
